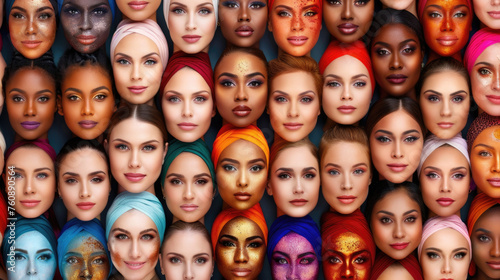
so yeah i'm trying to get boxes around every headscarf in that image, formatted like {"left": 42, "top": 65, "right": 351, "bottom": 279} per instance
{"left": 418, "top": 215, "right": 471, "bottom": 261}
{"left": 110, "top": 19, "right": 169, "bottom": 71}
{"left": 318, "top": 40, "right": 375, "bottom": 93}
{"left": 268, "top": 0, "right": 322, "bottom": 17}
{"left": 418, "top": 0, "right": 471, "bottom": 21}
{"left": 161, "top": 139, "right": 216, "bottom": 188}
{"left": 7, "top": 0, "right": 58, "bottom": 24}
{"left": 159, "top": 51, "right": 214, "bottom": 98}
{"left": 5, "top": 139, "right": 57, "bottom": 162}
{"left": 418, "top": 134, "right": 470, "bottom": 176}
{"left": 267, "top": 215, "right": 321, "bottom": 262}
{"left": 57, "top": 218, "right": 110, "bottom": 277}
{"left": 466, "top": 112, "right": 500, "bottom": 153}
{"left": 464, "top": 28, "right": 500, "bottom": 74}
{"left": 57, "top": 0, "right": 116, "bottom": 20}
{"left": 163, "top": 0, "right": 218, "bottom": 29}
{"left": 106, "top": 191, "right": 166, "bottom": 243}
{"left": 321, "top": 209, "right": 376, "bottom": 265}
{"left": 211, "top": 124, "right": 269, "bottom": 169}
{"left": 210, "top": 203, "right": 268, "bottom": 255}
{"left": 369, "top": 253, "right": 423, "bottom": 280}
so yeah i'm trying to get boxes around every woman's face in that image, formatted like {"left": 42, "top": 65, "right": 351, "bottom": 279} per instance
{"left": 370, "top": 110, "right": 423, "bottom": 183}
{"left": 322, "top": 0, "right": 373, "bottom": 43}
{"left": 60, "top": 0, "right": 113, "bottom": 54}
{"left": 108, "top": 210, "right": 160, "bottom": 280}
{"left": 216, "top": 216, "right": 266, "bottom": 280}
{"left": 322, "top": 231, "right": 372, "bottom": 280}
{"left": 61, "top": 231, "right": 110, "bottom": 280}
{"left": 321, "top": 141, "right": 371, "bottom": 215}
{"left": 5, "top": 147, "right": 55, "bottom": 218}
{"left": 58, "top": 148, "right": 110, "bottom": 221}
{"left": 371, "top": 23, "right": 423, "bottom": 98}
{"left": 474, "top": 0, "right": 500, "bottom": 29}
{"left": 8, "top": 231, "right": 56, "bottom": 280}
{"left": 112, "top": 33, "right": 163, "bottom": 106}
{"left": 471, "top": 206, "right": 500, "bottom": 280}
{"left": 164, "top": 152, "right": 214, "bottom": 223}
{"left": 162, "top": 67, "right": 214, "bottom": 142}
{"left": 59, "top": 65, "right": 115, "bottom": 140}
{"left": 268, "top": 145, "right": 320, "bottom": 218}
{"left": 470, "top": 126, "right": 500, "bottom": 198}
{"left": 271, "top": 232, "right": 319, "bottom": 280}
{"left": 116, "top": 0, "right": 160, "bottom": 21}
{"left": 268, "top": 0, "right": 322, "bottom": 57}
{"left": 107, "top": 118, "right": 167, "bottom": 194}
{"left": 219, "top": 0, "right": 268, "bottom": 48}
{"left": 269, "top": 71, "right": 320, "bottom": 142}
{"left": 9, "top": 0, "right": 56, "bottom": 59}
{"left": 322, "top": 55, "right": 372, "bottom": 125}
{"left": 419, "top": 146, "right": 469, "bottom": 217}
{"left": 6, "top": 68, "right": 56, "bottom": 140}
{"left": 216, "top": 139, "right": 268, "bottom": 211}
{"left": 160, "top": 230, "right": 214, "bottom": 280}
{"left": 215, "top": 51, "right": 268, "bottom": 128}
{"left": 167, "top": 0, "right": 216, "bottom": 54}
{"left": 370, "top": 188, "right": 422, "bottom": 260}
{"left": 470, "top": 43, "right": 500, "bottom": 117}
{"left": 420, "top": 228, "right": 470, "bottom": 280}
{"left": 419, "top": 70, "right": 470, "bottom": 140}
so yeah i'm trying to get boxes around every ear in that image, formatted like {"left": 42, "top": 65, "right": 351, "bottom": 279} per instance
{"left": 162, "top": 142, "right": 169, "bottom": 165}
{"left": 266, "top": 181, "right": 273, "bottom": 196}
{"left": 211, "top": 104, "right": 216, "bottom": 118}
{"left": 57, "top": 186, "right": 61, "bottom": 198}
{"left": 104, "top": 139, "right": 109, "bottom": 153}
{"left": 159, "top": 253, "right": 165, "bottom": 275}
{"left": 268, "top": 19, "right": 273, "bottom": 32}
{"left": 56, "top": 95, "right": 64, "bottom": 116}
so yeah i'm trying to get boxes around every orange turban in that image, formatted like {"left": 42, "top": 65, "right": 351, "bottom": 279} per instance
{"left": 210, "top": 203, "right": 268, "bottom": 255}
{"left": 211, "top": 124, "right": 269, "bottom": 169}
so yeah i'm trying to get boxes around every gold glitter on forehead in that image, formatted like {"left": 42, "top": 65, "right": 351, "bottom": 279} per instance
{"left": 333, "top": 232, "right": 365, "bottom": 254}
{"left": 236, "top": 59, "right": 250, "bottom": 75}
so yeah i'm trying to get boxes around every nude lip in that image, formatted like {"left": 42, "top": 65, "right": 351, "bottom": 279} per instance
{"left": 76, "top": 35, "right": 97, "bottom": 45}
{"left": 436, "top": 197, "right": 455, "bottom": 207}
{"left": 177, "top": 122, "right": 198, "bottom": 131}
{"left": 124, "top": 173, "right": 146, "bottom": 182}
{"left": 232, "top": 105, "right": 252, "bottom": 117}
{"left": 124, "top": 261, "right": 146, "bottom": 270}
{"left": 387, "top": 163, "right": 408, "bottom": 172}
{"left": 487, "top": 261, "right": 500, "bottom": 270}
{"left": 437, "top": 122, "right": 454, "bottom": 129}
{"left": 78, "top": 120, "right": 98, "bottom": 129}
{"left": 234, "top": 192, "right": 251, "bottom": 201}
{"left": 289, "top": 199, "right": 308, "bottom": 206}
{"left": 287, "top": 36, "right": 308, "bottom": 46}
{"left": 488, "top": 178, "right": 500, "bottom": 187}
{"left": 390, "top": 242, "right": 409, "bottom": 250}
{"left": 21, "top": 40, "right": 42, "bottom": 49}
{"left": 436, "top": 36, "right": 458, "bottom": 46}
{"left": 128, "top": 86, "right": 147, "bottom": 94}
{"left": 337, "top": 105, "right": 356, "bottom": 114}
{"left": 76, "top": 202, "right": 96, "bottom": 210}
{"left": 337, "top": 195, "right": 356, "bottom": 204}
{"left": 488, "top": 11, "right": 500, "bottom": 19}
{"left": 486, "top": 95, "right": 500, "bottom": 104}
{"left": 20, "top": 200, "right": 40, "bottom": 208}
{"left": 182, "top": 35, "right": 201, "bottom": 44}
{"left": 180, "top": 204, "right": 198, "bottom": 212}
{"left": 386, "top": 74, "right": 408, "bottom": 84}
{"left": 128, "top": 1, "right": 148, "bottom": 10}
{"left": 337, "top": 23, "right": 358, "bottom": 35}
{"left": 283, "top": 123, "right": 303, "bottom": 130}
{"left": 231, "top": 268, "right": 252, "bottom": 277}
{"left": 21, "top": 121, "right": 40, "bottom": 130}
{"left": 235, "top": 25, "right": 254, "bottom": 37}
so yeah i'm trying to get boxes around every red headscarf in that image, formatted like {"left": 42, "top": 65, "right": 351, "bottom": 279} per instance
{"left": 370, "top": 252, "right": 423, "bottom": 280}
{"left": 5, "top": 139, "right": 56, "bottom": 162}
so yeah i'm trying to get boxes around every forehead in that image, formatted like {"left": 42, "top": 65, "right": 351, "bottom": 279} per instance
{"left": 373, "top": 188, "right": 420, "bottom": 213}
{"left": 327, "top": 232, "right": 368, "bottom": 254}
{"left": 66, "top": 231, "right": 105, "bottom": 253}
{"left": 274, "top": 232, "right": 314, "bottom": 254}
{"left": 216, "top": 52, "right": 267, "bottom": 75}
{"left": 373, "top": 23, "right": 419, "bottom": 46}
{"left": 219, "top": 139, "right": 266, "bottom": 161}
{"left": 7, "top": 146, "right": 53, "bottom": 168}
{"left": 373, "top": 110, "right": 422, "bottom": 134}
{"left": 220, "top": 216, "right": 264, "bottom": 238}
{"left": 17, "top": 231, "right": 52, "bottom": 251}
{"left": 112, "top": 209, "right": 158, "bottom": 234}
{"left": 474, "top": 126, "right": 500, "bottom": 145}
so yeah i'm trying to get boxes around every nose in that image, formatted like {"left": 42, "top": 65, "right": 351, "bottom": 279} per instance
{"left": 234, "top": 246, "right": 249, "bottom": 263}
{"left": 128, "top": 150, "right": 141, "bottom": 168}
{"left": 26, "top": 256, "right": 37, "bottom": 276}
{"left": 80, "top": 182, "right": 91, "bottom": 198}
{"left": 79, "top": 260, "right": 92, "bottom": 280}
{"left": 286, "top": 263, "right": 300, "bottom": 280}
{"left": 341, "top": 87, "right": 353, "bottom": 101}
{"left": 440, "top": 101, "right": 451, "bottom": 117}
{"left": 492, "top": 0, "right": 500, "bottom": 6}
{"left": 291, "top": 13, "right": 304, "bottom": 31}
{"left": 441, "top": 257, "right": 452, "bottom": 275}
{"left": 131, "top": 64, "right": 142, "bottom": 81}
{"left": 238, "top": 5, "right": 250, "bottom": 22}
{"left": 130, "top": 239, "right": 141, "bottom": 259}
{"left": 491, "top": 238, "right": 500, "bottom": 257}
{"left": 183, "top": 183, "right": 194, "bottom": 200}
{"left": 26, "top": 16, "right": 37, "bottom": 35}
{"left": 341, "top": 1, "right": 353, "bottom": 20}
{"left": 391, "top": 141, "right": 403, "bottom": 159}
{"left": 80, "top": 10, "right": 92, "bottom": 31}
{"left": 24, "top": 99, "right": 36, "bottom": 116}
{"left": 341, "top": 260, "right": 354, "bottom": 279}
{"left": 492, "top": 152, "right": 500, "bottom": 173}
{"left": 186, "top": 12, "right": 197, "bottom": 30}
{"left": 341, "top": 175, "right": 353, "bottom": 191}
{"left": 292, "top": 179, "right": 304, "bottom": 194}
{"left": 440, "top": 12, "right": 454, "bottom": 32}
{"left": 235, "top": 85, "right": 249, "bottom": 102}
{"left": 393, "top": 221, "right": 405, "bottom": 239}
{"left": 389, "top": 53, "right": 403, "bottom": 70}
{"left": 24, "top": 177, "right": 36, "bottom": 195}
{"left": 82, "top": 98, "right": 94, "bottom": 116}
{"left": 492, "top": 71, "right": 500, "bottom": 91}
{"left": 237, "top": 170, "right": 248, "bottom": 188}
{"left": 182, "top": 100, "right": 193, "bottom": 118}
{"left": 439, "top": 176, "right": 451, "bottom": 193}
{"left": 287, "top": 100, "right": 300, "bottom": 118}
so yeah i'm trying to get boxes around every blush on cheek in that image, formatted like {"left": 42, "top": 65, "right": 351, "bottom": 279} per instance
{"left": 110, "top": 244, "right": 123, "bottom": 269}
{"left": 148, "top": 241, "right": 161, "bottom": 265}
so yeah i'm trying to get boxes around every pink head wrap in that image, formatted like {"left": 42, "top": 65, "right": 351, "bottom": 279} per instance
{"left": 464, "top": 28, "right": 500, "bottom": 74}
{"left": 418, "top": 0, "right": 472, "bottom": 21}
{"left": 110, "top": 19, "right": 169, "bottom": 71}
{"left": 417, "top": 215, "right": 471, "bottom": 261}
{"left": 5, "top": 139, "right": 56, "bottom": 163}
{"left": 417, "top": 133, "right": 470, "bottom": 176}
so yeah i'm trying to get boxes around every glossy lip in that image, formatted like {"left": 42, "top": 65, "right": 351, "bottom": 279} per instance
{"left": 124, "top": 173, "right": 146, "bottom": 183}
{"left": 337, "top": 105, "right": 356, "bottom": 114}
{"left": 234, "top": 192, "right": 251, "bottom": 201}
{"left": 486, "top": 95, "right": 500, "bottom": 105}
{"left": 289, "top": 199, "right": 308, "bottom": 206}
{"left": 487, "top": 178, "right": 500, "bottom": 187}
{"left": 287, "top": 36, "right": 308, "bottom": 46}
{"left": 128, "top": 86, "right": 147, "bottom": 94}
{"left": 76, "top": 202, "right": 96, "bottom": 210}
{"left": 436, "top": 36, "right": 458, "bottom": 46}
{"left": 177, "top": 122, "right": 198, "bottom": 131}
{"left": 488, "top": 11, "right": 500, "bottom": 19}
{"left": 283, "top": 123, "right": 303, "bottom": 130}
{"left": 20, "top": 200, "right": 41, "bottom": 208}
{"left": 232, "top": 105, "right": 252, "bottom": 117}
{"left": 337, "top": 23, "right": 359, "bottom": 35}
{"left": 21, "top": 40, "right": 42, "bottom": 49}
{"left": 231, "top": 268, "right": 252, "bottom": 277}
{"left": 182, "top": 35, "right": 201, "bottom": 44}
{"left": 437, "top": 122, "right": 454, "bottom": 129}
{"left": 387, "top": 163, "right": 408, "bottom": 172}
{"left": 390, "top": 242, "right": 409, "bottom": 250}
{"left": 76, "top": 35, "right": 97, "bottom": 45}
{"left": 78, "top": 120, "right": 98, "bottom": 129}
{"left": 487, "top": 261, "right": 500, "bottom": 270}
{"left": 436, "top": 197, "right": 455, "bottom": 207}
{"left": 180, "top": 204, "right": 199, "bottom": 212}
{"left": 124, "top": 261, "right": 146, "bottom": 270}
{"left": 21, "top": 121, "right": 40, "bottom": 130}
{"left": 337, "top": 195, "right": 357, "bottom": 205}
{"left": 235, "top": 25, "right": 254, "bottom": 37}
{"left": 128, "top": 1, "right": 148, "bottom": 10}
{"left": 386, "top": 74, "right": 408, "bottom": 84}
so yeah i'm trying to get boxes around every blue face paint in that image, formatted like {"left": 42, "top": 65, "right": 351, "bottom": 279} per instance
{"left": 8, "top": 231, "right": 57, "bottom": 280}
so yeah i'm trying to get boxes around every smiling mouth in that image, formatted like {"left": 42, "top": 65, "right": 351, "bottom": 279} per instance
{"left": 124, "top": 261, "right": 146, "bottom": 270}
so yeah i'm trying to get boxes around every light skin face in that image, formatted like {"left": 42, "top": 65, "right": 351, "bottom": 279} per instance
{"left": 61, "top": 231, "right": 110, "bottom": 280}
{"left": 322, "top": 232, "right": 372, "bottom": 280}
{"left": 471, "top": 206, "right": 500, "bottom": 280}
{"left": 271, "top": 232, "right": 319, "bottom": 280}
{"left": 216, "top": 216, "right": 266, "bottom": 280}
{"left": 112, "top": 33, "right": 163, "bottom": 106}
{"left": 163, "top": 152, "right": 214, "bottom": 223}
{"left": 470, "top": 43, "right": 500, "bottom": 116}
{"left": 9, "top": 0, "right": 56, "bottom": 59}
{"left": 267, "top": 145, "right": 320, "bottom": 218}
{"left": 268, "top": 71, "right": 320, "bottom": 142}
{"left": 370, "top": 188, "right": 422, "bottom": 260}
{"left": 322, "top": 55, "right": 372, "bottom": 125}
{"left": 370, "top": 23, "right": 423, "bottom": 99}
{"left": 167, "top": 0, "right": 217, "bottom": 54}
{"left": 322, "top": 0, "right": 373, "bottom": 43}
{"left": 219, "top": 0, "right": 268, "bottom": 48}
{"left": 106, "top": 118, "right": 168, "bottom": 194}
{"left": 160, "top": 230, "right": 214, "bottom": 280}
{"left": 268, "top": 0, "right": 322, "bottom": 57}
{"left": 58, "top": 65, "right": 115, "bottom": 140}
{"left": 474, "top": 0, "right": 500, "bottom": 29}
{"left": 470, "top": 126, "right": 500, "bottom": 198}
{"left": 370, "top": 110, "right": 423, "bottom": 183}
{"left": 6, "top": 68, "right": 56, "bottom": 141}
{"left": 5, "top": 147, "right": 55, "bottom": 219}
{"left": 162, "top": 67, "right": 215, "bottom": 142}
{"left": 321, "top": 141, "right": 371, "bottom": 215}
{"left": 421, "top": 0, "right": 472, "bottom": 60}
{"left": 419, "top": 70, "right": 470, "bottom": 140}
{"left": 108, "top": 210, "right": 160, "bottom": 280}
{"left": 216, "top": 139, "right": 268, "bottom": 211}
{"left": 8, "top": 231, "right": 56, "bottom": 280}
{"left": 60, "top": 0, "right": 113, "bottom": 53}
{"left": 379, "top": 0, "right": 415, "bottom": 14}
{"left": 419, "top": 146, "right": 470, "bottom": 218}
{"left": 420, "top": 228, "right": 470, "bottom": 280}
{"left": 215, "top": 51, "right": 268, "bottom": 128}
{"left": 377, "top": 263, "right": 414, "bottom": 280}
{"left": 58, "top": 148, "right": 111, "bottom": 221}
{"left": 116, "top": 0, "right": 160, "bottom": 21}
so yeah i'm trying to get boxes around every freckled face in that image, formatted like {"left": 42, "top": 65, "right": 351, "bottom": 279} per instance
{"left": 470, "top": 43, "right": 500, "bottom": 117}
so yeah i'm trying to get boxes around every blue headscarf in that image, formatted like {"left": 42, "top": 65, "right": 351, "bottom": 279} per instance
{"left": 2, "top": 216, "right": 57, "bottom": 267}
{"left": 106, "top": 191, "right": 166, "bottom": 243}
{"left": 161, "top": 139, "right": 216, "bottom": 188}
{"left": 7, "top": 0, "right": 59, "bottom": 24}
{"left": 57, "top": 0, "right": 116, "bottom": 20}
{"left": 267, "top": 215, "right": 322, "bottom": 262}
{"left": 57, "top": 218, "right": 111, "bottom": 277}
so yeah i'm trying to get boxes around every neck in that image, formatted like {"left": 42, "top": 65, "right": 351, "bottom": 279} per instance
{"left": 172, "top": 216, "right": 205, "bottom": 224}
{"left": 15, "top": 133, "right": 47, "bottom": 142}
{"left": 379, "top": 89, "right": 417, "bottom": 101}
{"left": 122, "top": 13, "right": 156, "bottom": 22}
{"left": 118, "top": 184, "right": 156, "bottom": 195}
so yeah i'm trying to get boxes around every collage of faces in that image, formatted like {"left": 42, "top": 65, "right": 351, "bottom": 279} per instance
{"left": 0, "top": 0, "right": 499, "bottom": 279}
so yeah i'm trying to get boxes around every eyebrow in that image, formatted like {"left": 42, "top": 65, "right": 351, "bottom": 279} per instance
{"left": 219, "top": 158, "right": 239, "bottom": 165}
{"left": 12, "top": 6, "right": 54, "bottom": 13}
{"left": 423, "top": 166, "right": 468, "bottom": 173}
{"left": 473, "top": 143, "right": 494, "bottom": 150}
{"left": 62, "top": 171, "right": 107, "bottom": 177}
{"left": 374, "top": 129, "right": 420, "bottom": 135}
{"left": 165, "top": 90, "right": 211, "bottom": 96}
{"left": 246, "top": 236, "right": 264, "bottom": 242}
{"left": 9, "top": 88, "right": 54, "bottom": 95}
{"left": 34, "top": 167, "right": 53, "bottom": 173}
{"left": 475, "top": 228, "right": 491, "bottom": 234}
{"left": 427, "top": 4, "right": 468, "bottom": 9}
{"left": 376, "top": 209, "right": 418, "bottom": 216}
{"left": 324, "top": 162, "right": 368, "bottom": 169}
{"left": 111, "top": 138, "right": 160, "bottom": 145}
{"left": 218, "top": 72, "right": 266, "bottom": 80}
{"left": 425, "top": 247, "right": 468, "bottom": 253}
{"left": 373, "top": 39, "right": 417, "bottom": 49}
{"left": 170, "top": 1, "right": 213, "bottom": 8}
{"left": 474, "top": 61, "right": 494, "bottom": 68}
{"left": 248, "top": 158, "right": 266, "bottom": 165}
{"left": 422, "top": 89, "right": 468, "bottom": 96}
{"left": 220, "top": 234, "right": 238, "bottom": 241}
{"left": 272, "top": 90, "right": 317, "bottom": 96}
